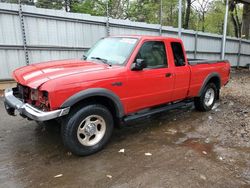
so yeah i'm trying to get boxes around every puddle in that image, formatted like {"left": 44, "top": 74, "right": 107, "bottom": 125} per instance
{"left": 181, "top": 138, "right": 213, "bottom": 156}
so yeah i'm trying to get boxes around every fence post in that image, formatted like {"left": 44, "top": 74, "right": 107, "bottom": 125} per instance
{"left": 194, "top": 32, "right": 198, "bottom": 59}
{"left": 18, "top": 0, "right": 29, "bottom": 65}
{"left": 221, "top": 0, "right": 229, "bottom": 59}
{"left": 159, "top": 0, "right": 162, "bottom": 36}
{"left": 237, "top": 38, "right": 242, "bottom": 68}
{"left": 106, "top": 1, "right": 110, "bottom": 36}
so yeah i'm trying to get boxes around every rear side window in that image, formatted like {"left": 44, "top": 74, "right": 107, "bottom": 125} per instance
{"left": 171, "top": 42, "right": 185, "bottom": 67}
{"left": 136, "top": 41, "right": 167, "bottom": 68}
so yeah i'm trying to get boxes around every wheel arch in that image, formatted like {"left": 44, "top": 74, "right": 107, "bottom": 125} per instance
{"left": 61, "top": 88, "right": 125, "bottom": 119}
{"left": 198, "top": 72, "right": 221, "bottom": 97}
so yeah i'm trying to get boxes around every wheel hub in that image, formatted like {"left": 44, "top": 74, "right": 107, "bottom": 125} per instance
{"left": 84, "top": 123, "right": 97, "bottom": 136}
{"left": 204, "top": 88, "right": 215, "bottom": 106}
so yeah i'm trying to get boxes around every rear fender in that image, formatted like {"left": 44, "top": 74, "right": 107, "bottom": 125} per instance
{"left": 198, "top": 73, "right": 221, "bottom": 97}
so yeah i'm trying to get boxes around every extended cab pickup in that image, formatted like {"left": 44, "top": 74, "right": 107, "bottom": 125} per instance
{"left": 4, "top": 36, "right": 230, "bottom": 156}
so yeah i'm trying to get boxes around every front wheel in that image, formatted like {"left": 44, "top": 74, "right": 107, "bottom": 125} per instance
{"left": 61, "top": 104, "right": 114, "bottom": 156}
{"left": 194, "top": 83, "right": 218, "bottom": 112}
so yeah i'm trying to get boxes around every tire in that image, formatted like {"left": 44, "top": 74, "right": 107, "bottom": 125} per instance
{"left": 61, "top": 104, "right": 114, "bottom": 156}
{"left": 194, "top": 83, "right": 218, "bottom": 112}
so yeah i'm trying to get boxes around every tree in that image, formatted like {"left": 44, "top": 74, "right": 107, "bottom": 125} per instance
{"left": 128, "top": 0, "right": 160, "bottom": 23}
{"left": 36, "top": 0, "right": 64, "bottom": 10}
{"left": 205, "top": 1, "right": 224, "bottom": 34}
{"left": 158, "top": 0, "right": 179, "bottom": 27}
{"left": 70, "top": 0, "right": 131, "bottom": 19}
{"left": 242, "top": 3, "right": 250, "bottom": 39}
{"left": 183, "top": 0, "right": 195, "bottom": 29}
{"left": 109, "top": 0, "right": 130, "bottom": 19}
{"left": 0, "top": 0, "right": 35, "bottom": 5}
{"left": 70, "top": 0, "right": 106, "bottom": 16}
{"left": 229, "top": 0, "right": 243, "bottom": 38}
{"left": 64, "top": 0, "right": 79, "bottom": 12}
{"left": 192, "top": 0, "right": 212, "bottom": 32}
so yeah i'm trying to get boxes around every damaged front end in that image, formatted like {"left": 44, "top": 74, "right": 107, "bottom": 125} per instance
{"left": 4, "top": 84, "right": 70, "bottom": 121}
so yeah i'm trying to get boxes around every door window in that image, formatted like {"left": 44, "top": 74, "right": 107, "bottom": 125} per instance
{"left": 171, "top": 42, "right": 186, "bottom": 67}
{"left": 136, "top": 41, "right": 167, "bottom": 68}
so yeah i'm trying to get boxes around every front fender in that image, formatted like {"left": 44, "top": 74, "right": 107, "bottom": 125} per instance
{"left": 61, "top": 88, "right": 125, "bottom": 118}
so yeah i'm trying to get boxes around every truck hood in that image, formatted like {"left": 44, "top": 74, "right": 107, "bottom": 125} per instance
{"left": 13, "top": 59, "right": 113, "bottom": 89}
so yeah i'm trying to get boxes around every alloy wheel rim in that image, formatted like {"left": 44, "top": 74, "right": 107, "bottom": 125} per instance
{"left": 77, "top": 115, "right": 106, "bottom": 146}
{"left": 204, "top": 88, "right": 215, "bottom": 107}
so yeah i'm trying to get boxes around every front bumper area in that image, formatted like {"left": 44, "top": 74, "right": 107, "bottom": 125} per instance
{"left": 4, "top": 88, "right": 70, "bottom": 121}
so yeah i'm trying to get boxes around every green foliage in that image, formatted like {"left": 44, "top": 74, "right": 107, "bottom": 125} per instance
{"left": 161, "top": 0, "right": 179, "bottom": 27}
{"left": 70, "top": 0, "right": 131, "bottom": 18}
{"left": 70, "top": 0, "right": 106, "bottom": 16}
{"left": 36, "top": 0, "right": 64, "bottom": 10}
{"left": 203, "top": 0, "right": 226, "bottom": 34}
{"left": 128, "top": 0, "right": 160, "bottom": 23}
{"left": 204, "top": 0, "right": 240, "bottom": 37}
{"left": 0, "top": 0, "right": 35, "bottom": 5}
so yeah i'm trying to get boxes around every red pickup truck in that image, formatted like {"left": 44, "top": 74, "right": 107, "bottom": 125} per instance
{"left": 4, "top": 36, "right": 230, "bottom": 156}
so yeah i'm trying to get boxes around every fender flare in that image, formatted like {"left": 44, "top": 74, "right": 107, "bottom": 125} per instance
{"left": 198, "top": 72, "right": 221, "bottom": 96}
{"left": 61, "top": 88, "right": 125, "bottom": 118}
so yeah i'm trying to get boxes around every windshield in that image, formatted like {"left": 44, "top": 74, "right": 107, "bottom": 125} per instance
{"left": 85, "top": 37, "right": 138, "bottom": 65}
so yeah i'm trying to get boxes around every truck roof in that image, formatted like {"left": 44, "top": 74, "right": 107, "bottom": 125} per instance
{"left": 109, "top": 35, "right": 182, "bottom": 42}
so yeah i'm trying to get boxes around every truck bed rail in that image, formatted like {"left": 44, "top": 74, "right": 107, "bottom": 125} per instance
{"left": 188, "top": 59, "right": 227, "bottom": 66}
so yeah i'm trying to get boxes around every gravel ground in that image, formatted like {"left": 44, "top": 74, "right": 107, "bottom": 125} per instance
{"left": 0, "top": 69, "right": 249, "bottom": 188}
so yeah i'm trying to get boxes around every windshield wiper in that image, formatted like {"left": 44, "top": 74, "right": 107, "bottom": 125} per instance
{"left": 91, "top": 57, "right": 112, "bottom": 66}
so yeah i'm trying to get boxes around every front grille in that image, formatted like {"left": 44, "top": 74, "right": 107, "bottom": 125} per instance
{"left": 15, "top": 84, "right": 30, "bottom": 102}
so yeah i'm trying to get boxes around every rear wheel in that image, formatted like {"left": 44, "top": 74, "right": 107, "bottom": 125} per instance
{"left": 194, "top": 83, "right": 218, "bottom": 112}
{"left": 61, "top": 104, "right": 114, "bottom": 156}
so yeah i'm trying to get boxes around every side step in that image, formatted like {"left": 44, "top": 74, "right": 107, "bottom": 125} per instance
{"left": 123, "top": 101, "right": 193, "bottom": 122}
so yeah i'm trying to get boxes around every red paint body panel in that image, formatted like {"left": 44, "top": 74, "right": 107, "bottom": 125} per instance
{"left": 12, "top": 36, "right": 230, "bottom": 115}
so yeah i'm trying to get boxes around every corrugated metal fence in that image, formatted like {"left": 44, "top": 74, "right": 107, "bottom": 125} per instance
{"left": 0, "top": 2, "right": 250, "bottom": 80}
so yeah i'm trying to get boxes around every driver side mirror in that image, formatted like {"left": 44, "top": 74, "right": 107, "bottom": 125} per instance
{"left": 132, "top": 59, "right": 147, "bottom": 71}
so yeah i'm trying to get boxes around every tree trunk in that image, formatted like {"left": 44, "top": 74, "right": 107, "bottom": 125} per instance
{"left": 184, "top": 0, "right": 191, "bottom": 29}
{"left": 231, "top": 12, "right": 239, "bottom": 38}
{"left": 242, "top": 4, "right": 250, "bottom": 39}
{"left": 202, "top": 13, "right": 205, "bottom": 32}
{"left": 182, "top": 0, "right": 186, "bottom": 27}
{"left": 235, "top": 6, "right": 242, "bottom": 38}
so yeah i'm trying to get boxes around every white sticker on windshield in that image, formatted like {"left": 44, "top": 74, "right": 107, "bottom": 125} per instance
{"left": 120, "top": 38, "right": 137, "bottom": 44}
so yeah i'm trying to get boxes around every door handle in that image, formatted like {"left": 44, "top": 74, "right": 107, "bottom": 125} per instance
{"left": 165, "top": 73, "right": 172, "bottom": 77}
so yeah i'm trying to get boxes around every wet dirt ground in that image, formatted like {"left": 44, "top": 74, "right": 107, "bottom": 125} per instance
{"left": 0, "top": 69, "right": 249, "bottom": 188}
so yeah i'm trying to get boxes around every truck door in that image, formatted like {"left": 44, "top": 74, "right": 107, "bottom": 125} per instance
{"left": 125, "top": 40, "right": 174, "bottom": 113}
{"left": 170, "top": 42, "right": 190, "bottom": 101}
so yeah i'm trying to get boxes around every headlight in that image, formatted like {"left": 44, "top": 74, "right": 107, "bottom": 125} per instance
{"left": 30, "top": 89, "right": 50, "bottom": 111}
{"left": 30, "top": 89, "right": 38, "bottom": 100}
